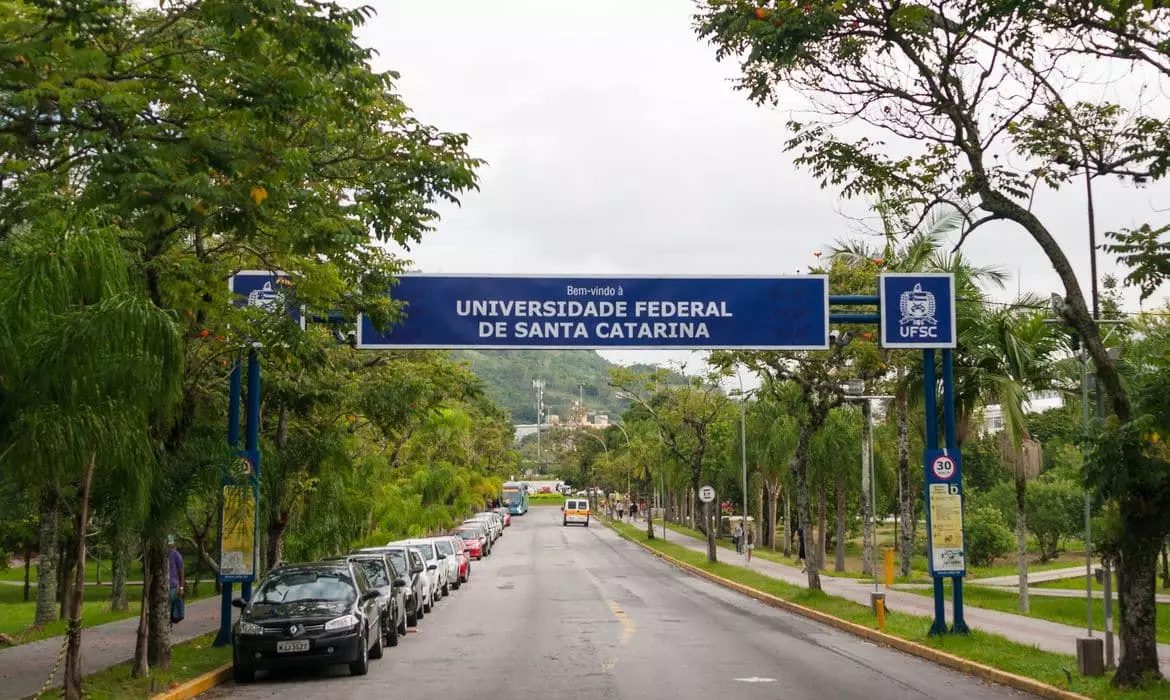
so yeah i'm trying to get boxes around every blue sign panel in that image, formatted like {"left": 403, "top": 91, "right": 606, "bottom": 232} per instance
{"left": 229, "top": 270, "right": 305, "bottom": 329}
{"left": 356, "top": 275, "right": 829, "bottom": 350}
{"left": 923, "top": 448, "right": 966, "bottom": 576}
{"left": 879, "top": 273, "right": 956, "bottom": 349}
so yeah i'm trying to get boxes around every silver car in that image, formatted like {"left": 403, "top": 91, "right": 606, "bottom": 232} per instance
{"left": 428, "top": 536, "right": 462, "bottom": 592}
{"left": 394, "top": 539, "right": 449, "bottom": 602}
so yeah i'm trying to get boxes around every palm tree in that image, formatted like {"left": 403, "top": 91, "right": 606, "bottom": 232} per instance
{"left": 956, "top": 302, "right": 1060, "bottom": 612}
{"left": 830, "top": 202, "right": 1008, "bottom": 576}
{"left": 0, "top": 216, "right": 182, "bottom": 699}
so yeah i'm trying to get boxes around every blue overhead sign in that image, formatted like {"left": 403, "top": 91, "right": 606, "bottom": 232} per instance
{"left": 879, "top": 273, "right": 956, "bottom": 349}
{"left": 356, "top": 275, "right": 829, "bottom": 350}
{"left": 229, "top": 270, "right": 305, "bottom": 329}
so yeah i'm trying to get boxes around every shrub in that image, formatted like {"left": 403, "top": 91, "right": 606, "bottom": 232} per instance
{"left": 965, "top": 503, "right": 1014, "bottom": 567}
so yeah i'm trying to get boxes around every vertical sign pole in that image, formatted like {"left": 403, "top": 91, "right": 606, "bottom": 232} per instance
{"left": 214, "top": 357, "right": 242, "bottom": 648}
{"left": 241, "top": 347, "right": 261, "bottom": 603}
{"left": 922, "top": 349, "right": 947, "bottom": 635}
{"left": 942, "top": 349, "right": 968, "bottom": 634}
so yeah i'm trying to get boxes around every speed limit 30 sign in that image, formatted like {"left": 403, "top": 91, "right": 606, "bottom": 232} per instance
{"left": 931, "top": 455, "right": 956, "bottom": 481}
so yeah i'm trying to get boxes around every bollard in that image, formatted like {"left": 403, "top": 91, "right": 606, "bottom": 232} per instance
{"left": 873, "top": 592, "right": 886, "bottom": 630}
{"left": 884, "top": 548, "right": 894, "bottom": 587}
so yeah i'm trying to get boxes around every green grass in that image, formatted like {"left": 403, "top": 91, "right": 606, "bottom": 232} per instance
{"left": 607, "top": 519, "right": 1170, "bottom": 699}
{"left": 0, "top": 582, "right": 214, "bottom": 647}
{"left": 900, "top": 581, "right": 1170, "bottom": 644}
{"left": 1035, "top": 574, "right": 1116, "bottom": 592}
{"left": 37, "top": 631, "right": 230, "bottom": 700}
{"left": 528, "top": 492, "right": 567, "bottom": 504}
{"left": 0, "top": 558, "right": 145, "bottom": 584}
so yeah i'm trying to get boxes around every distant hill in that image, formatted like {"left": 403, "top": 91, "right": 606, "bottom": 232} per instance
{"left": 453, "top": 350, "right": 662, "bottom": 423}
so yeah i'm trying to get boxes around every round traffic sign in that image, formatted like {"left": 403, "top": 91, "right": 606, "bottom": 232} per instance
{"left": 698, "top": 485, "right": 716, "bottom": 503}
{"left": 931, "top": 455, "right": 956, "bottom": 481}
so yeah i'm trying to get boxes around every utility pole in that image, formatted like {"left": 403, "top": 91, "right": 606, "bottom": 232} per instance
{"left": 533, "top": 379, "right": 545, "bottom": 466}
{"left": 737, "top": 369, "right": 749, "bottom": 563}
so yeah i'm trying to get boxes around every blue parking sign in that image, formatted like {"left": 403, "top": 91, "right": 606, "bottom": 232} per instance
{"left": 879, "top": 273, "right": 956, "bottom": 349}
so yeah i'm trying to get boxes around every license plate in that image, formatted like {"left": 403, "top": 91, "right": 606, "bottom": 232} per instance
{"left": 276, "top": 639, "right": 310, "bottom": 653}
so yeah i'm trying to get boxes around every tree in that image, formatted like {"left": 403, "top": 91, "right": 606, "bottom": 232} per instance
{"left": 694, "top": 3, "right": 1167, "bottom": 681}
{"left": 0, "top": 219, "right": 182, "bottom": 699}
{"left": 745, "top": 389, "right": 800, "bottom": 553}
{"left": 611, "top": 367, "right": 731, "bottom": 562}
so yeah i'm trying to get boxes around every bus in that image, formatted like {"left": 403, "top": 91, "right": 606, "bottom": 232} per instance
{"left": 501, "top": 482, "right": 529, "bottom": 515}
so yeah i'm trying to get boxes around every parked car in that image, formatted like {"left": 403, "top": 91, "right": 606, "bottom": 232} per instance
{"left": 429, "top": 536, "right": 461, "bottom": 591}
{"left": 327, "top": 553, "right": 406, "bottom": 647}
{"left": 493, "top": 507, "right": 512, "bottom": 527}
{"left": 452, "top": 526, "right": 486, "bottom": 560}
{"left": 467, "top": 514, "right": 501, "bottom": 542}
{"left": 391, "top": 539, "right": 447, "bottom": 604}
{"left": 443, "top": 535, "right": 471, "bottom": 584}
{"left": 353, "top": 546, "right": 427, "bottom": 626}
{"left": 461, "top": 519, "right": 495, "bottom": 552}
{"left": 231, "top": 561, "right": 383, "bottom": 682}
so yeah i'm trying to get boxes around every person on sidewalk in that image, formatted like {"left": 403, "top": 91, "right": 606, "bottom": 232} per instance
{"left": 732, "top": 522, "right": 743, "bottom": 554}
{"left": 168, "top": 535, "right": 186, "bottom": 627}
{"left": 629, "top": 500, "right": 638, "bottom": 522}
{"left": 794, "top": 526, "right": 807, "bottom": 573}
{"left": 616, "top": 501, "right": 624, "bottom": 521}
{"left": 745, "top": 524, "right": 755, "bottom": 563}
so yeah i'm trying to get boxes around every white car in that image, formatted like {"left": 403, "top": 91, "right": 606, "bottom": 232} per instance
{"left": 400, "top": 539, "right": 450, "bottom": 601}
{"left": 468, "top": 513, "right": 501, "bottom": 541}
{"left": 428, "top": 536, "right": 462, "bottom": 592}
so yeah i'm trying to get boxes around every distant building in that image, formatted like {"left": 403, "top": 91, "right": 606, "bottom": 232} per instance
{"left": 975, "top": 391, "right": 1064, "bottom": 435}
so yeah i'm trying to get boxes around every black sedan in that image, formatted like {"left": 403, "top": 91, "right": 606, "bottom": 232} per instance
{"left": 231, "top": 561, "right": 383, "bottom": 682}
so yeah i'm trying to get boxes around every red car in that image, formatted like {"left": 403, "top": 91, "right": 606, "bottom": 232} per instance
{"left": 452, "top": 527, "right": 485, "bottom": 560}
{"left": 449, "top": 536, "right": 471, "bottom": 583}
{"left": 494, "top": 508, "right": 512, "bottom": 527}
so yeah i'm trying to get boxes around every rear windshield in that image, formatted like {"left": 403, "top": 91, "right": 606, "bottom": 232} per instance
{"left": 455, "top": 530, "right": 479, "bottom": 540}
{"left": 355, "top": 559, "right": 389, "bottom": 587}
{"left": 567, "top": 500, "right": 586, "bottom": 510}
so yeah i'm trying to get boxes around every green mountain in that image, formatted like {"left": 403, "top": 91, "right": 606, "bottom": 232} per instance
{"left": 453, "top": 350, "right": 655, "bottom": 423}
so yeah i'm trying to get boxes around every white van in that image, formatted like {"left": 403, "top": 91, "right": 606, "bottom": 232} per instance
{"left": 562, "top": 498, "right": 590, "bottom": 527}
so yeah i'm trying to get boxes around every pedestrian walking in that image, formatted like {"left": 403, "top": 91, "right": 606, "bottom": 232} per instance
{"left": 794, "top": 525, "right": 807, "bottom": 573}
{"left": 616, "top": 501, "right": 624, "bottom": 520}
{"left": 745, "top": 524, "right": 755, "bottom": 563}
{"left": 167, "top": 535, "right": 186, "bottom": 626}
{"left": 732, "top": 522, "right": 743, "bottom": 554}
{"left": 629, "top": 501, "right": 638, "bottom": 521}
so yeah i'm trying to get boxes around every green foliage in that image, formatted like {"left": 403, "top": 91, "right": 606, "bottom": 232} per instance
{"left": 964, "top": 504, "right": 1015, "bottom": 567}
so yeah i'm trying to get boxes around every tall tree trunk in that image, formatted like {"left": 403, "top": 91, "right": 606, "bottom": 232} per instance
{"left": 266, "top": 512, "right": 288, "bottom": 572}
{"left": 64, "top": 455, "right": 95, "bottom": 700}
{"left": 1016, "top": 473, "right": 1029, "bottom": 614}
{"left": 861, "top": 401, "right": 874, "bottom": 576}
{"left": 768, "top": 485, "right": 779, "bottom": 553}
{"left": 132, "top": 562, "right": 149, "bottom": 678}
{"left": 646, "top": 483, "right": 655, "bottom": 539}
{"left": 35, "top": 486, "right": 60, "bottom": 625}
{"left": 794, "top": 423, "right": 821, "bottom": 590}
{"left": 757, "top": 478, "right": 767, "bottom": 548}
{"left": 1114, "top": 530, "right": 1162, "bottom": 687}
{"left": 110, "top": 527, "right": 130, "bottom": 613}
{"left": 834, "top": 475, "right": 846, "bottom": 572}
{"left": 23, "top": 546, "right": 32, "bottom": 603}
{"left": 58, "top": 533, "right": 76, "bottom": 622}
{"left": 817, "top": 480, "right": 827, "bottom": 565}
{"left": 145, "top": 539, "right": 171, "bottom": 668}
{"left": 896, "top": 390, "right": 914, "bottom": 577}
{"left": 782, "top": 489, "right": 792, "bottom": 557}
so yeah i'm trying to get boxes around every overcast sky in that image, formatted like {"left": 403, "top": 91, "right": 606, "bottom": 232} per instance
{"left": 356, "top": 0, "right": 1170, "bottom": 372}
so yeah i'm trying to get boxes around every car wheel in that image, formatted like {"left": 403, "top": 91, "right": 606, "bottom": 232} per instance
{"left": 387, "top": 614, "right": 399, "bottom": 647}
{"left": 452, "top": 578, "right": 461, "bottom": 590}
{"left": 423, "top": 594, "right": 432, "bottom": 613}
{"left": 232, "top": 646, "right": 254, "bottom": 683}
{"left": 398, "top": 610, "right": 408, "bottom": 635}
{"left": 442, "top": 581, "right": 450, "bottom": 596}
{"left": 350, "top": 633, "right": 371, "bottom": 675}
{"left": 585, "top": 519, "right": 590, "bottom": 527}
{"left": 369, "top": 626, "right": 384, "bottom": 660}
{"left": 407, "top": 603, "right": 419, "bottom": 627}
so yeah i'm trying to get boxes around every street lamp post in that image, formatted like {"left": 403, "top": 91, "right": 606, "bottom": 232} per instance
{"left": 737, "top": 369, "right": 751, "bottom": 563}
{"left": 533, "top": 379, "right": 545, "bottom": 466}
{"left": 843, "top": 382, "right": 894, "bottom": 592}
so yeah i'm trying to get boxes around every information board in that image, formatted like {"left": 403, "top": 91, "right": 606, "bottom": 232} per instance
{"left": 356, "top": 275, "right": 829, "bottom": 350}
{"left": 923, "top": 449, "right": 966, "bottom": 576}
{"left": 879, "top": 273, "right": 956, "bottom": 349}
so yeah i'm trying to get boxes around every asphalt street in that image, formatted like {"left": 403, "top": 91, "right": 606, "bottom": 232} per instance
{"left": 204, "top": 508, "right": 1029, "bottom": 700}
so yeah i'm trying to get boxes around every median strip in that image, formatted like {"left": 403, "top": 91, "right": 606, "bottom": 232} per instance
{"left": 604, "top": 518, "right": 1098, "bottom": 700}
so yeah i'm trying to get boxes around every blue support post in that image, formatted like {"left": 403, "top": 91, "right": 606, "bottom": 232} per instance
{"left": 213, "top": 357, "right": 243, "bottom": 648}
{"left": 942, "top": 349, "right": 969, "bottom": 634}
{"left": 241, "top": 347, "right": 261, "bottom": 603}
{"left": 923, "top": 350, "right": 948, "bottom": 636}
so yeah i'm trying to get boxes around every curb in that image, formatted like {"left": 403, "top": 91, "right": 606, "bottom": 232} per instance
{"left": 150, "top": 662, "right": 232, "bottom": 700}
{"left": 604, "top": 520, "right": 1092, "bottom": 700}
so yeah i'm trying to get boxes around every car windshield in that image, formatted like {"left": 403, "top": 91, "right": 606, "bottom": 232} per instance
{"left": 435, "top": 539, "right": 454, "bottom": 556}
{"left": 355, "top": 559, "right": 389, "bottom": 587}
{"left": 409, "top": 545, "right": 433, "bottom": 561}
{"left": 253, "top": 569, "right": 355, "bottom": 604}
{"left": 386, "top": 550, "right": 407, "bottom": 573}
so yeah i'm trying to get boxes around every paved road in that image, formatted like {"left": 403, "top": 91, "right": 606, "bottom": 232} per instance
{"left": 205, "top": 508, "right": 1027, "bottom": 700}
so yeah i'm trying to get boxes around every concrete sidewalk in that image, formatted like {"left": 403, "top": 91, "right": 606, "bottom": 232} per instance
{"left": 0, "top": 594, "right": 228, "bottom": 700}
{"left": 656, "top": 525, "right": 1170, "bottom": 670}
{"left": 972, "top": 566, "right": 1090, "bottom": 586}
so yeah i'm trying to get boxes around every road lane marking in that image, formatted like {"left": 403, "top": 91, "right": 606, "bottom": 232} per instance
{"left": 734, "top": 677, "right": 776, "bottom": 683}
{"left": 606, "top": 600, "right": 636, "bottom": 646}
